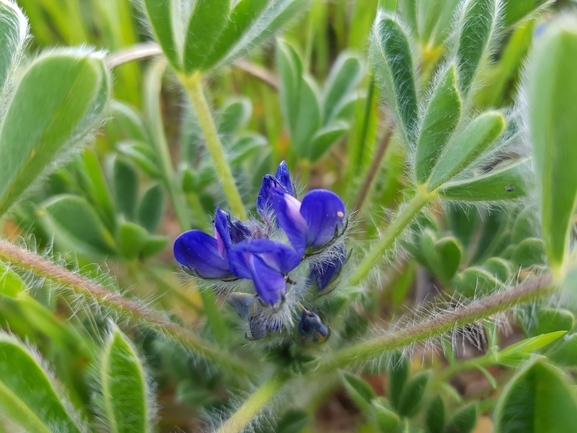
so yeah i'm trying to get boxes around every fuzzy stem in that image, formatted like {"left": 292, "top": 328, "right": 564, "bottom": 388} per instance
{"left": 321, "top": 275, "right": 554, "bottom": 371}
{"left": 349, "top": 191, "right": 433, "bottom": 286}
{"left": 178, "top": 71, "right": 248, "bottom": 220}
{"left": 216, "top": 373, "right": 288, "bottom": 433}
{"left": 0, "top": 240, "right": 253, "bottom": 377}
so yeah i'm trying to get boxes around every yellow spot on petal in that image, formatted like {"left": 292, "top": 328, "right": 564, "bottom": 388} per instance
{"left": 337, "top": 211, "right": 344, "bottom": 218}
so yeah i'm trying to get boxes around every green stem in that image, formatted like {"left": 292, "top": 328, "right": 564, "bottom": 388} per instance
{"left": 319, "top": 275, "right": 554, "bottom": 372}
{"left": 349, "top": 191, "right": 433, "bottom": 286}
{"left": 216, "top": 373, "right": 288, "bottom": 433}
{"left": 144, "top": 60, "right": 190, "bottom": 232}
{"left": 178, "top": 71, "right": 248, "bottom": 220}
{"left": 0, "top": 240, "right": 253, "bottom": 378}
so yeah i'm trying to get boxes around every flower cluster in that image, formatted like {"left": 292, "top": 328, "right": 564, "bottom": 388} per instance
{"left": 174, "top": 162, "right": 348, "bottom": 340}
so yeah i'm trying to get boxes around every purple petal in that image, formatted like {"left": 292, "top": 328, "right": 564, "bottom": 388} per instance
{"left": 256, "top": 175, "right": 282, "bottom": 217}
{"left": 308, "top": 245, "right": 347, "bottom": 291}
{"left": 300, "top": 189, "right": 346, "bottom": 248}
{"left": 272, "top": 189, "right": 308, "bottom": 256}
{"left": 298, "top": 310, "right": 329, "bottom": 342}
{"left": 250, "top": 256, "right": 287, "bottom": 304}
{"left": 229, "top": 218, "right": 251, "bottom": 244}
{"left": 229, "top": 239, "right": 301, "bottom": 276}
{"left": 214, "top": 207, "right": 231, "bottom": 259}
{"left": 275, "top": 161, "right": 294, "bottom": 197}
{"left": 174, "top": 231, "right": 230, "bottom": 278}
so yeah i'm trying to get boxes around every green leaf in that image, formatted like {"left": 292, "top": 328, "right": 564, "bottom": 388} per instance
{"left": 0, "top": 334, "right": 85, "bottom": 432}
{"left": 512, "top": 207, "right": 538, "bottom": 244}
{"left": 512, "top": 238, "right": 546, "bottom": 268}
{"left": 456, "top": 0, "right": 499, "bottom": 96}
{"left": 371, "top": 12, "right": 418, "bottom": 146}
{"left": 141, "top": 0, "right": 181, "bottom": 70}
{"left": 277, "top": 39, "right": 303, "bottom": 136}
{"left": 0, "top": 0, "right": 27, "bottom": 96}
{"left": 140, "top": 235, "right": 169, "bottom": 259}
{"left": 41, "top": 195, "right": 117, "bottom": 258}
{"left": 527, "top": 18, "right": 577, "bottom": 273}
{"left": 526, "top": 308, "right": 574, "bottom": 338}
{"left": 99, "top": 326, "right": 151, "bottom": 433}
{"left": 483, "top": 257, "right": 512, "bottom": 282}
{"left": 341, "top": 372, "right": 375, "bottom": 413}
{"left": 549, "top": 334, "right": 577, "bottom": 367}
{"left": 415, "top": 64, "right": 461, "bottom": 185}
{"left": 118, "top": 222, "right": 149, "bottom": 260}
{"left": 425, "top": 395, "right": 445, "bottom": 433}
{"left": 389, "top": 352, "right": 409, "bottom": 410}
{"left": 292, "top": 75, "right": 322, "bottom": 158}
{"left": 201, "top": 0, "right": 269, "bottom": 71}
{"left": 493, "top": 359, "right": 577, "bottom": 433}
{"left": 373, "top": 401, "right": 400, "bottom": 432}
{"left": 183, "top": 0, "right": 231, "bottom": 73}
{"left": 498, "top": 331, "right": 567, "bottom": 366}
{"left": 502, "top": 0, "right": 552, "bottom": 28}
{"left": 421, "top": 233, "right": 462, "bottom": 284}
{"left": 138, "top": 183, "right": 165, "bottom": 233}
{"left": 446, "top": 404, "right": 478, "bottom": 433}
{"left": 219, "top": 98, "right": 252, "bottom": 142}
{"left": 0, "top": 51, "right": 107, "bottom": 217}
{"left": 397, "top": 371, "right": 430, "bottom": 418}
{"left": 0, "top": 261, "right": 25, "bottom": 299}
{"left": 309, "top": 121, "right": 349, "bottom": 162}
{"left": 323, "top": 52, "right": 363, "bottom": 123}
{"left": 428, "top": 111, "right": 505, "bottom": 190}
{"left": 113, "top": 158, "right": 139, "bottom": 221}
{"left": 453, "top": 267, "right": 504, "bottom": 297}
{"left": 116, "top": 141, "right": 161, "bottom": 179}
{"left": 439, "top": 158, "right": 529, "bottom": 202}
{"left": 82, "top": 149, "right": 117, "bottom": 232}
{"left": 110, "top": 101, "right": 149, "bottom": 143}
{"left": 229, "top": 134, "right": 268, "bottom": 165}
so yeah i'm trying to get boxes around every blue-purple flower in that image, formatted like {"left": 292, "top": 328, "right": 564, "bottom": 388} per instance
{"left": 228, "top": 239, "right": 301, "bottom": 305}
{"left": 256, "top": 161, "right": 295, "bottom": 217}
{"left": 273, "top": 189, "right": 346, "bottom": 256}
{"left": 173, "top": 207, "right": 250, "bottom": 278}
{"left": 298, "top": 309, "right": 330, "bottom": 343}
{"left": 227, "top": 293, "right": 284, "bottom": 339}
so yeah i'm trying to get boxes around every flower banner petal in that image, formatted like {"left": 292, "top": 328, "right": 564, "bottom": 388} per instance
{"left": 300, "top": 189, "right": 346, "bottom": 248}
{"left": 174, "top": 231, "right": 230, "bottom": 278}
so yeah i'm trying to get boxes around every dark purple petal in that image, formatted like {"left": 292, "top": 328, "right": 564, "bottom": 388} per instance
{"left": 300, "top": 189, "right": 346, "bottom": 248}
{"left": 229, "top": 218, "right": 251, "bottom": 244}
{"left": 272, "top": 189, "right": 308, "bottom": 256}
{"left": 298, "top": 310, "right": 329, "bottom": 342}
{"left": 250, "top": 256, "right": 287, "bottom": 305}
{"left": 309, "top": 246, "right": 346, "bottom": 291}
{"left": 214, "top": 206, "right": 231, "bottom": 259}
{"left": 275, "top": 161, "right": 294, "bottom": 197}
{"left": 256, "top": 174, "right": 282, "bottom": 217}
{"left": 174, "top": 231, "right": 230, "bottom": 278}
{"left": 227, "top": 293, "right": 258, "bottom": 319}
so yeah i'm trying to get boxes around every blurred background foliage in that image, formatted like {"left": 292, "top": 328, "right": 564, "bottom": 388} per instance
{"left": 1, "top": 0, "right": 577, "bottom": 432}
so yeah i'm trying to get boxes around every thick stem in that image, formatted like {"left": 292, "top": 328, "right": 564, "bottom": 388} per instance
{"left": 321, "top": 275, "right": 554, "bottom": 371}
{"left": 0, "top": 240, "right": 253, "bottom": 377}
{"left": 216, "top": 373, "right": 288, "bottom": 433}
{"left": 179, "top": 72, "right": 248, "bottom": 220}
{"left": 349, "top": 191, "right": 433, "bottom": 286}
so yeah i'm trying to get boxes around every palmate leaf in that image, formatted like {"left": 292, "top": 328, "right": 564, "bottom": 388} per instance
{"left": 0, "top": 50, "right": 110, "bottom": 217}
{"left": 142, "top": 0, "right": 309, "bottom": 74}
{"left": 0, "top": 333, "right": 86, "bottom": 433}
{"left": 97, "top": 326, "right": 152, "bottom": 433}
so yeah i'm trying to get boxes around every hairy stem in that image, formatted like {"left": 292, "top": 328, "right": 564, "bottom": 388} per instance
{"left": 321, "top": 275, "right": 554, "bottom": 371}
{"left": 0, "top": 240, "right": 253, "bottom": 377}
{"left": 349, "top": 191, "right": 434, "bottom": 286}
{"left": 216, "top": 373, "right": 288, "bottom": 433}
{"left": 178, "top": 71, "right": 248, "bottom": 220}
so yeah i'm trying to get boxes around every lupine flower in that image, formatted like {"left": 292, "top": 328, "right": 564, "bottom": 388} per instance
{"left": 256, "top": 161, "right": 295, "bottom": 217}
{"left": 273, "top": 188, "right": 346, "bottom": 256}
{"left": 174, "top": 207, "right": 250, "bottom": 278}
{"left": 228, "top": 239, "right": 301, "bottom": 305}
{"left": 308, "top": 244, "right": 347, "bottom": 291}
{"left": 298, "top": 309, "right": 330, "bottom": 343}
